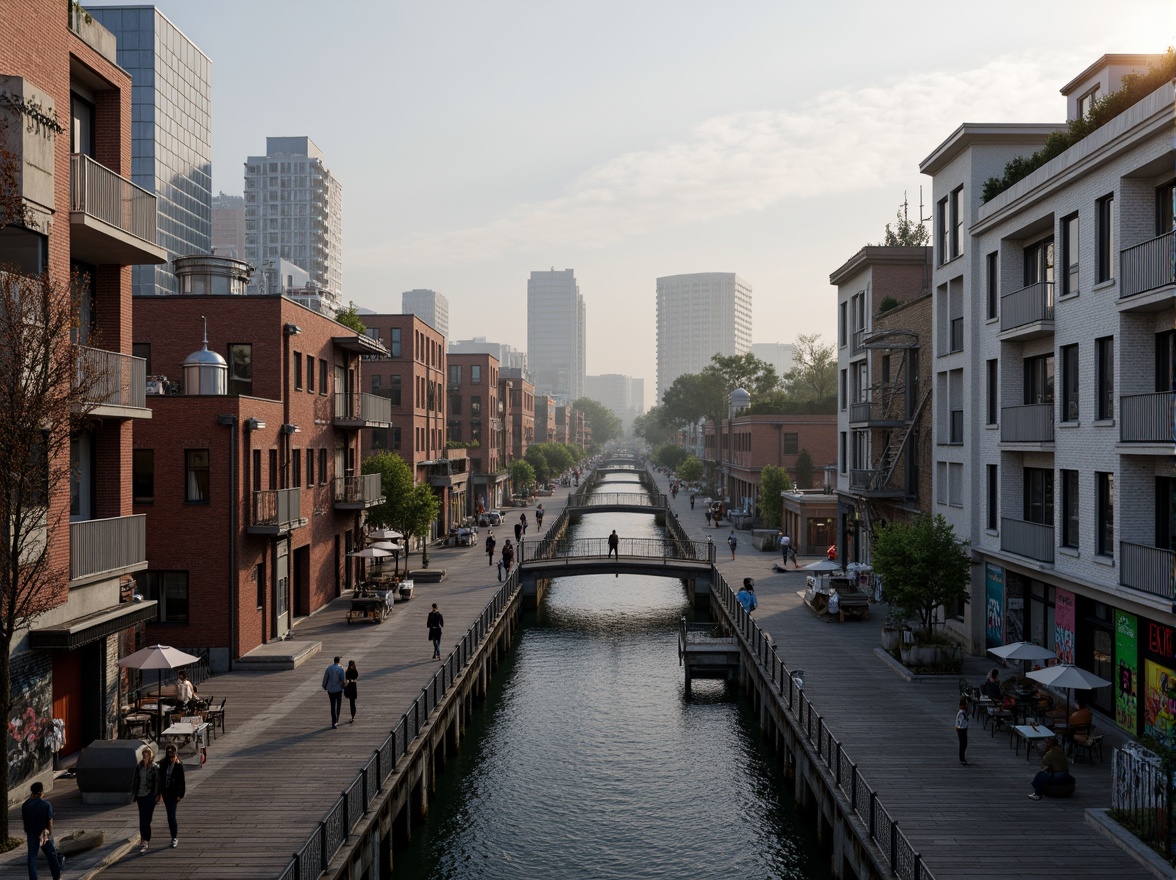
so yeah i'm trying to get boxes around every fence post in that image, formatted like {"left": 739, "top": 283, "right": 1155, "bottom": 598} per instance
{"left": 319, "top": 821, "right": 329, "bottom": 870}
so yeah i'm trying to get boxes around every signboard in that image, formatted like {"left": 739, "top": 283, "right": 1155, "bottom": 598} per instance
{"left": 1115, "top": 610, "right": 1138, "bottom": 733}
{"left": 1054, "top": 588, "right": 1075, "bottom": 665}
{"left": 1006, "top": 576, "right": 1024, "bottom": 644}
{"left": 1144, "top": 659, "right": 1176, "bottom": 740}
{"left": 985, "top": 564, "right": 1004, "bottom": 648}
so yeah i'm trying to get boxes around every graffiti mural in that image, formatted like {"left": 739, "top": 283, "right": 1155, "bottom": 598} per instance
{"left": 7, "top": 650, "right": 53, "bottom": 788}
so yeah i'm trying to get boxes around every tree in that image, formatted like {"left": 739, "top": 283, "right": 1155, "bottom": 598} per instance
{"left": 880, "top": 195, "right": 930, "bottom": 246}
{"left": 335, "top": 301, "right": 366, "bottom": 333}
{"left": 509, "top": 460, "right": 536, "bottom": 496}
{"left": 524, "top": 446, "right": 551, "bottom": 484}
{"left": 676, "top": 456, "right": 703, "bottom": 484}
{"left": 660, "top": 371, "right": 725, "bottom": 429}
{"left": 361, "top": 452, "right": 437, "bottom": 567}
{"left": 632, "top": 407, "right": 677, "bottom": 447}
{"left": 783, "top": 334, "right": 836, "bottom": 404}
{"left": 403, "top": 483, "right": 440, "bottom": 567}
{"left": 870, "top": 515, "right": 971, "bottom": 638}
{"left": 571, "top": 398, "right": 623, "bottom": 447}
{"left": 758, "top": 465, "right": 792, "bottom": 528}
{"left": 703, "top": 352, "right": 780, "bottom": 401}
{"left": 793, "top": 449, "right": 814, "bottom": 490}
{"left": 654, "top": 444, "right": 688, "bottom": 471}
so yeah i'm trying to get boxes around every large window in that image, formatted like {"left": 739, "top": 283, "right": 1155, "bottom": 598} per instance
{"left": 1096, "top": 472, "right": 1114, "bottom": 556}
{"left": 1096, "top": 194, "right": 1114, "bottom": 283}
{"left": 133, "top": 449, "right": 154, "bottom": 503}
{"left": 449, "top": 394, "right": 462, "bottom": 415}
{"left": 986, "top": 359, "right": 998, "bottom": 425}
{"left": 471, "top": 395, "right": 482, "bottom": 417}
{"left": 1023, "top": 467, "right": 1054, "bottom": 526}
{"left": 1061, "top": 469, "right": 1079, "bottom": 549}
{"left": 1060, "top": 344, "right": 1079, "bottom": 422}
{"left": 985, "top": 252, "right": 998, "bottom": 320}
{"left": 950, "top": 186, "right": 963, "bottom": 259}
{"left": 293, "top": 351, "right": 302, "bottom": 390}
{"left": 936, "top": 196, "right": 949, "bottom": 264}
{"left": 228, "top": 344, "right": 252, "bottom": 395}
{"left": 389, "top": 328, "right": 401, "bottom": 357}
{"left": 319, "top": 358, "right": 328, "bottom": 395}
{"left": 784, "top": 433, "right": 799, "bottom": 455}
{"left": 388, "top": 375, "right": 402, "bottom": 407}
{"left": 987, "top": 464, "right": 998, "bottom": 531}
{"left": 139, "top": 571, "right": 189, "bottom": 624}
{"left": 1024, "top": 238, "right": 1055, "bottom": 286}
{"left": 471, "top": 365, "right": 482, "bottom": 384}
{"left": 1024, "top": 354, "right": 1054, "bottom": 405}
{"left": 1061, "top": 213, "right": 1079, "bottom": 296}
{"left": 292, "top": 449, "right": 302, "bottom": 488}
{"left": 185, "top": 449, "right": 210, "bottom": 502}
{"left": 448, "top": 365, "right": 461, "bottom": 387}
{"left": 1096, "top": 336, "right": 1114, "bottom": 420}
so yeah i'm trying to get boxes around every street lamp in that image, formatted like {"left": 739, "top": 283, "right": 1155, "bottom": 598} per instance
{"left": 727, "top": 387, "right": 750, "bottom": 508}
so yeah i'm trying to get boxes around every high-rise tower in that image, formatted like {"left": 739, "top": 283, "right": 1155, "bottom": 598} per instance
{"left": 655, "top": 272, "right": 752, "bottom": 403}
{"left": 527, "top": 269, "right": 585, "bottom": 403}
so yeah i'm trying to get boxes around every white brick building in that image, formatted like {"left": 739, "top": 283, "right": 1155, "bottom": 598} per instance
{"left": 921, "top": 54, "right": 1174, "bottom": 738}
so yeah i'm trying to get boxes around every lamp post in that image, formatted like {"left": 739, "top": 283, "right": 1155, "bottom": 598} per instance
{"left": 727, "top": 387, "right": 750, "bottom": 509}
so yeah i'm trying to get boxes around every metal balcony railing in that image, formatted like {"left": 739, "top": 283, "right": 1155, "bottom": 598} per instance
{"left": 70, "top": 154, "right": 158, "bottom": 245}
{"left": 1120, "top": 392, "right": 1174, "bottom": 443}
{"left": 78, "top": 346, "right": 147, "bottom": 410}
{"left": 1119, "top": 541, "right": 1175, "bottom": 597}
{"left": 1000, "top": 403, "right": 1055, "bottom": 443}
{"left": 70, "top": 514, "right": 146, "bottom": 581}
{"left": 251, "top": 488, "right": 302, "bottom": 532}
{"left": 850, "top": 328, "right": 865, "bottom": 356}
{"left": 1000, "top": 281, "right": 1054, "bottom": 332}
{"left": 333, "top": 473, "right": 383, "bottom": 506}
{"left": 1000, "top": 517, "right": 1054, "bottom": 563}
{"left": 1120, "top": 231, "right": 1175, "bottom": 299}
{"left": 333, "top": 392, "right": 392, "bottom": 426}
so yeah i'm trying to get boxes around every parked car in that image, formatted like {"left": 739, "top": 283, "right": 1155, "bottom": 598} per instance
{"left": 478, "top": 510, "right": 504, "bottom": 527}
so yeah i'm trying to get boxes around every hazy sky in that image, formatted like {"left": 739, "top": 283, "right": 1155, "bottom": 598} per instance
{"left": 90, "top": 1, "right": 1174, "bottom": 408}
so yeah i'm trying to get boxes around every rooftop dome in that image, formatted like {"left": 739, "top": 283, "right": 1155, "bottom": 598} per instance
{"left": 182, "top": 317, "right": 228, "bottom": 395}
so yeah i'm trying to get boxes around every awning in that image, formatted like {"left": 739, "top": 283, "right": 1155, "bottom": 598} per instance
{"left": 28, "top": 600, "right": 158, "bottom": 650}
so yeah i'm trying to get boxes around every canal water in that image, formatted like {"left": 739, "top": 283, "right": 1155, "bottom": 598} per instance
{"left": 393, "top": 476, "right": 830, "bottom": 879}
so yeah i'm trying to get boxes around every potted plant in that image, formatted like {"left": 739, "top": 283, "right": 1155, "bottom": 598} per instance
{"left": 881, "top": 607, "right": 908, "bottom": 652}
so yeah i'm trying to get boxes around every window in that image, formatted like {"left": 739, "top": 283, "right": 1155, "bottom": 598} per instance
{"left": 1157, "top": 477, "right": 1176, "bottom": 551}
{"left": 986, "top": 359, "right": 998, "bottom": 425}
{"left": 307, "top": 447, "right": 315, "bottom": 487}
{"left": 986, "top": 252, "right": 998, "bottom": 320}
{"left": 1096, "top": 194, "right": 1114, "bottom": 283}
{"left": 1024, "top": 238, "right": 1055, "bottom": 286}
{"left": 293, "top": 351, "right": 302, "bottom": 389}
{"left": 1061, "top": 214, "right": 1079, "bottom": 296}
{"left": 252, "top": 449, "right": 261, "bottom": 492}
{"left": 389, "top": 328, "right": 401, "bottom": 357}
{"left": 1060, "top": 344, "right": 1079, "bottom": 422}
{"left": 936, "top": 196, "right": 948, "bottom": 264}
{"left": 1158, "top": 330, "right": 1176, "bottom": 393}
{"left": 950, "top": 186, "right": 963, "bottom": 259}
{"left": 839, "top": 302, "right": 847, "bottom": 347}
{"left": 185, "top": 450, "right": 210, "bottom": 502}
{"left": 987, "top": 464, "right": 998, "bottom": 530}
{"left": 1023, "top": 467, "right": 1054, "bottom": 526}
{"left": 839, "top": 432, "right": 847, "bottom": 474}
{"left": 307, "top": 355, "right": 315, "bottom": 392}
{"left": 1158, "top": 181, "right": 1175, "bottom": 236}
{"left": 471, "top": 395, "right": 481, "bottom": 417}
{"left": 228, "top": 344, "right": 252, "bottom": 395}
{"left": 319, "top": 358, "right": 328, "bottom": 395}
{"left": 139, "top": 571, "right": 189, "bottom": 624}
{"left": 0, "top": 225, "right": 48, "bottom": 275}
{"left": 948, "top": 462, "right": 963, "bottom": 506}
{"left": 292, "top": 449, "right": 302, "bottom": 488}
{"left": 839, "top": 369, "right": 847, "bottom": 411}
{"left": 1096, "top": 336, "right": 1114, "bottom": 420}
{"left": 133, "top": 343, "right": 151, "bottom": 374}
{"left": 319, "top": 448, "right": 327, "bottom": 484}
{"left": 471, "top": 365, "right": 482, "bottom": 384}
{"left": 388, "top": 375, "right": 402, "bottom": 406}
{"left": 1024, "top": 354, "right": 1054, "bottom": 404}
{"left": 449, "top": 394, "right": 462, "bottom": 415}
{"left": 255, "top": 563, "right": 265, "bottom": 610}
{"left": 133, "top": 450, "right": 154, "bottom": 503}
{"left": 1061, "top": 470, "right": 1079, "bottom": 549}
{"left": 784, "top": 433, "right": 799, "bottom": 455}
{"left": 269, "top": 449, "right": 278, "bottom": 490}
{"left": 1096, "top": 472, "right": 1114, "bottom": 556}
{"left": 448, "top": 365, "right": 461, "bottom": 387}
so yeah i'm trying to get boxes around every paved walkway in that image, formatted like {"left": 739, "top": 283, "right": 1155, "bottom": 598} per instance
{"left": 655, "top": 471, "right": 1155, "bottom": 880}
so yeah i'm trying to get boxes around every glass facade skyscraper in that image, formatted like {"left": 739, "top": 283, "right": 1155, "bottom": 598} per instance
{"left": 90, "top": 6, "right": 212, "bottom": 296}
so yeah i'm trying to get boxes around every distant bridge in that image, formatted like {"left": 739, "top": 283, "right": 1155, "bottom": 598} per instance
{"left": 565, "top": 491, "right": 668, "bottom": 514}
{"left": 516, "top": 536, "right": 716, "bottom": 594}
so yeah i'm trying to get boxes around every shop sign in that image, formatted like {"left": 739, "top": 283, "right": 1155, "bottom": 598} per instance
{"left": 1054, "top": 588, "right": 1075, "bottom": 665}
{"left": 1115, "top": 610, "right": 1138, "bottom": 733}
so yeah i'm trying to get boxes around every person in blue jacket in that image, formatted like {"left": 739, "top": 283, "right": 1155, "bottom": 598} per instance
{"left": 736, "top": 578, "right": 758, "bottom": 614}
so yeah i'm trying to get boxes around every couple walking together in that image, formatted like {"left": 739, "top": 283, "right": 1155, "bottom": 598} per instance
{"left": 322, "top": 657, "right": 361, "bottom": 728}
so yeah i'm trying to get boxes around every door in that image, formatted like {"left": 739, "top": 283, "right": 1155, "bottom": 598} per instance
{"left": 52, "top": 651, "right": 83, "bottom": 758}
{"left": 293, "top": 544, "right": 310, "bottom": 618}
{"left": 274, "top": 540, "right": 289, "bottom": 639}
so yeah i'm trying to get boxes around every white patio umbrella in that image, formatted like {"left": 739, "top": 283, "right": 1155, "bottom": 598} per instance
{"left": 369, "top": 541, "right": 402, "bottom": 552}
{"left": 802, "top": 559, "right": 843, "bottom": 572}
{"left": 369, "top": 528, "right": 403, "bottom": 541}
{"left": 118, "top": 644, "right": 202, "bottom": 740}
{"left": 1026, "top": 664, "right": 1112, "bottom": 742}
{"left": 991, "top": 641, "right": 1058, "bottom": 662}
{"left": 349, "top": 546, "right": 393, "bottom": 582}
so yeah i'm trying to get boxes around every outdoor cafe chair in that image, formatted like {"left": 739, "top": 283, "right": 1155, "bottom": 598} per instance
{"left": 206, "top": 698, "right": 227, "bottom": 738}
{"left": 1071, "top": 733, "right": 1105, "bottom": 763}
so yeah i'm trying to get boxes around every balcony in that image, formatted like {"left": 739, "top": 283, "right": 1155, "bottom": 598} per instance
{"left": 848, "top": 400, "right": 908, "bottom": 427}
{"left": 1120, "top": 392, "right": 1174, "bottom": 446}
{"left": 847, "top": 468, "right": 905, "bottom": 498}
{"left": 1120, "top": 541, "right": 1174, "bottom": 598}
{"left": 70, "top": 514, "right": 146, "bottom": 583}
{"left": 333, "top": 392, "right": 392, "bottom": 429}
{"left": 69, "top": 154, "right": 167, "bottom": 266}
{"left": 1119, "top": 231, "right": 1174, "bottom": 311}
{"left": 999, "top": 281, "right": 1054, "bottom": 339}
{"left": 76, "top": 347, "right": 150, "bottom": 419}
{"left": 1000, "top": 403, "right": 1054, "bottom": 445}
{"left": 248, "top": 488, "right": 306, "bottom": 535}
{"left": 1000, "top": 518, "right": 1054, "bottom": 563}
{"left": 333, "top": 474, "right": 384, "bottom": 510}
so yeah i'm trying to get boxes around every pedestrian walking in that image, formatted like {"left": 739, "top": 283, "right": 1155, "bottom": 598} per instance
{"left": 131, "top": 745, "right": 161, "bottom": 854}
{"left": 607, "top": 529, "right": 619, "bottom": 559}
{"left": 159, "top": 743, "right": 186, "bottom": 848}
{"left": 427, "top": 603, "right": 445, "bottom": 660}
{"left": 22, "top": 781, "right": 63, "bottom": 880}
{"left": 497, "top": 558, "right": 505, "bottom": 581}
{"left": 501, "top": 539, "right": 515, "bottom": 572}
{"left": 956, "top": 698, "right": 970, "bottom": 766}
{"left": 779, "top": 532, "right": 791, "bottom": 566}
{"left": 322, "top": 656, "right": 346, "bottom": 728}
{"left": 705, "top": 509, "right": 712, "bottom": 527}
{"left": 520, "top": 512, "right": 528, "bottom": 534}
{"left": 344, "top": 660, "right": 359, "bottom": 723}
{"left": 536, "top": 504, "right": 544, "bottom": 529}
{"left": 514, "top": 521, "right": 522, "bottom": 543}
{"left": 176, "top": 670, "right": 196, "bottom": 713}
{"left": 736, "top": 577, "right": 758, "bottom": 614}
{"left": 727, "top": 530, "right": 738, "bottom": 561}
{"left": 485, "top": 531, "right": 496, "bottom": 566}
{"left": 690, "top": 494, "right": 695, "bottom": 510}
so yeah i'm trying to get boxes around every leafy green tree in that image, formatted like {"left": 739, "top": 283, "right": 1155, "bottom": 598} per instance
{"left": 509, "top": 459, "right": 536, "bottom": 495}
{"left": 572, "top": 398, "right": 623, "bottom": 447}
{"left": 654, "top": 444, "right": 688, "bottom": 471}
{"left": 632, "top": 406, "right": 677, "bottom": 446}
{"left": 404, "top": 483, "right": 440, "bottom": 567}
{"left": 335, "top": 300, "right": 366, "bottom": 333}
{"left": 793, "top": 449, "right": 814, "bottom": 490}
{"left": 524, "top": 446, "right": 551, "bottom": 483}
{"left": 871, "top": 515, "right": 971, "bottom": 638}
{"left": 783, "top": 334, "right": 836, "bottom": 404}
{"left": 676, "top": 456, "right": 703, "bottom": 484}
{"left": 362, "top": 451, "right": 439, "bottom": 566}
{"left": 535, "top": 442, "right": 574, "bottom": 475}
{"left": 879, "top": 196, "right": 929, "bottom": 246}
{"left": 660, "top": 371, "right": 725, "bottom": 429}
{"left": 704, "top": 352, "right": 780, "bottom": 400}
{"left": 758, "top": 465, "right": 792, "bottom": 528}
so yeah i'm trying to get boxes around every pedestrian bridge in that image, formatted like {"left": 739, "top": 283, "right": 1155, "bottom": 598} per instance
{"left": 565, "top": 491, "right": 668, "bottom": 514}
{"left": 516, "top": 536, "right": 716, "bottom": 595}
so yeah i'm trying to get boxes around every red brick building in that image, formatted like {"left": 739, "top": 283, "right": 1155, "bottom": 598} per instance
{"left": 534, "top": 395, "right": 556, "bottom": 443}
{"left": 447, "top": 352, "right": 509, "bottom": 511}
{"left": 500, "top": 368, "right": 535, "bottom": 468}
{"left": 133, "top": 287, "right": 387, "bottom": 663}
{"left": 2, "top": 7, "right": 166, "bottom": 789}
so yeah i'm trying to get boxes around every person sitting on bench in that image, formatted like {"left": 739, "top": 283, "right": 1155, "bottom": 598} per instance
{"left": 1028, "top": 736, "right": 1070, "bottom": 800}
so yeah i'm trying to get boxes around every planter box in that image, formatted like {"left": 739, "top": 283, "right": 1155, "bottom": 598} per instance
{"left": 881, "top": 629, "right": 901, "bottom": 652}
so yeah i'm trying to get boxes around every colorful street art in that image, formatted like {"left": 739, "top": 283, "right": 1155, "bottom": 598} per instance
{"left": 1115, "top": 610, "right": 1138, "bottom": 733}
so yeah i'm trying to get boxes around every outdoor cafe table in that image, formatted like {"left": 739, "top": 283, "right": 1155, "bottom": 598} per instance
{"left": 1014, "top": 724, "right": 1054, "bottom": 760}
{"left": 161, "top": 720, "right": 211, "bottom": 756}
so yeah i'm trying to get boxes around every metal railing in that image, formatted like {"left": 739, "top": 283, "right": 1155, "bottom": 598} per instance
{"left": 277, "top": 575, "right": 522, "bottom": 880}
{"left": 78, "top": 346, "right": 147, "bottom": 410}
{"left": 251, "top": 487, "right": 302, "bottom": 529}
{"left": 1120, "top": 392, "right": 1174, "bottom": 443}
{"left": 1000, "top": 403, "right": 1055, "bottom": 443}
{"left": 1110, "top": 745, "right": 1172, "bottom": 865}
{"left": 567, "top": 492, "right": 662, "bottom": 509}
{"left": 333, "top": 392, "right": 392, "bottom": 426}
{"left": 851, "top": 328, "right": 865, "bottom": 356}
{"left": 70, "top": 514, "right": 146, "bottom": 581}
{"left": 519, "top": 535, "right": 714, "bottom": 565}
{"left": 1120, "top": 231, "right": 1175, "bottom": 300}
{"left": 712, "top": 571, "right": 935, "bottom": 880}
{"left": 1000, "top": 517, "right": 1054, "bottom": 563}
{"left": 1000, "top": 281, "right": 1054, "bottom": 332}
{"left": 1120, "top": 541, "right": 1175, "bottom": 598}
{"left": 70, "top": 153, "right": 158, "bottom": 245}
{"left": 333, "top": 473, "right": 382, "bottom": 505}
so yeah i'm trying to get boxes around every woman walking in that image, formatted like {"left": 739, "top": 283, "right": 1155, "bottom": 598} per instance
{"left": 427, "top": 604, "right": 445, "bottom": 660}
{"left": 344, "top": 660, "right": 359, "bottom": 723}
{"left": 501, "top": 539, "right": 515, "bottom": 573}
{"left": 956, "top": 698, "right": 970, "bottom": 766}
{"left": 131, "top": 746, "right": 160, "bottom": 854}
{"left": 159, "top": 744, "right": 186, "bottom": 848}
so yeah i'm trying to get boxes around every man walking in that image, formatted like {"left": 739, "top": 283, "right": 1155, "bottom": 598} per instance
{"left": 427, "top": 603, "right": 445, "bottom": 660}
{"left": 727, "top": 530, "right": 738, "bottom": 561}
{"left": 322, "top": 656, "right": 346, "bottom": 729}
{"left": 607, "top": 529, "right": 620, "bottom": 559}
{"left": 485, "top": 531, "right": 496, "bottom": 566}
{"left": 23, "top": 781, "right": 63, "bottom": 880}
{"left": 536, "top": 504, "right": 544, "bottom": 529}
{"left": 779, "top": 532, "right": 791, "bottom": 566}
